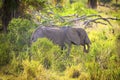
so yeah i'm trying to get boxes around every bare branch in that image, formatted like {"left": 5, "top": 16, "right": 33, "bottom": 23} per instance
{"left": 83, "top": 17, "right": 120, "bottom": 27}
{"left": 94, "top": 21, "right": 107, "bottom": 25}
{"left": 68, "top": 14, "right": 102, "bottom": 23}
{"left": 65, "top": 14, "right": 120, "bottom": 27}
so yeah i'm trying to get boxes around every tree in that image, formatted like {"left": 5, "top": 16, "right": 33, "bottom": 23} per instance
{"left": 88, "top": 0, "right": 97, "bottom": 9}
{"left": 1, "top": 0, "right": 20, "bottom": 32}
{"left": 0, "top": 0, "right": 46, "bottom": 33}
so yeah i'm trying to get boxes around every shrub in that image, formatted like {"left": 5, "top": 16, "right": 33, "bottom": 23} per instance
{"left": 65, "top": 64, "right": 90, "bottom": 79}
{"left": 7, "top": 18, "right": 37, "bottom": 62}
{"left": 31, "top": 38, "right": 63, "bottom": 70}
{"left": 8, "top": 18, "right": 37, "bottom": 51}
{"left": 0, "top": 34, "right": 11, "bottom": 66}
{"left": 0, "top": 18, "right": 37, "bottom": 66}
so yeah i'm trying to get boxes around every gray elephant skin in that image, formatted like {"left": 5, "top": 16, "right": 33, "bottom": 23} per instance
{"left": 31, "top": 26, "right": 91, "bottom": 55}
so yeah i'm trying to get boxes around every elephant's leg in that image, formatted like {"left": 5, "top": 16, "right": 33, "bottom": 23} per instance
{"left": 60, "top": 43, "right": 71, "bottom": 56}
{"left": 67, "top": 43, "right": 72, "bottom": 56}
{"left": 60, "top": 45, "right": 66, "bottom": 54}
{"left": 61, "top": 45, "right": 66, "bottom": 50}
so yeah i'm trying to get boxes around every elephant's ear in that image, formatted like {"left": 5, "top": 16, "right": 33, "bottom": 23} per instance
{"left": 66, "top": 28, "right": 80, "bottom": 45}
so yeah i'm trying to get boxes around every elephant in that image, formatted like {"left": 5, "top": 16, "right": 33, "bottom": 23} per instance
{"left": 31, "top": 26, "right": 91, "bottom": 55}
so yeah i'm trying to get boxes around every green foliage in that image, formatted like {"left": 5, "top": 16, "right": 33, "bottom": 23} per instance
{"left": 32, "top": 0, "right": 97, "bottom": 26}
{"left": 0, "top": 0, "right": 2, "bottom": 8}
{"left": 54, "top": 1, "right": 97, "bottom": 16}
{"left": 20, "top": 60, "right": 43, "bottom": 80}
{"left": 27, "top": 0, "right": 47, "bottom": 9}
{"left": 23, "top": 0, "right": 47, "bottom": 10}
{"left": 115, "top": 30, "right": 120, "bottom": 58}
{"left": 8, "top": 18, "right": 37, "bottom": 51}
{"left": 1, "top": 24, "right": 120, "bottom": 79}
{"left": 31, "top": 38, "right": 67, "bottom": 71}
{"left": 0, "top": 34, "right": 11, "bottom": 66}
{"left": 0, "top": 18, "right": 37, "bottom": 67}
{"left": 71, "top": 1, "right": 97, "bottom": 15}
{"left": 65, "top": 64, "right": 90, "bottom": 79}
{"left": 85, "top": 27, "right": 120, "bottom": 80}
{"left": 99, "top": 0, "right": 112, "bottom": 4}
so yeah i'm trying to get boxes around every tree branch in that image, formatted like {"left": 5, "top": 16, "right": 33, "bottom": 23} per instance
{"left": 83, "top": 17, "right": 120, "bottom": 27}
{"left": 68, "top": 14, "right": 102, "bottom": 23}
{"left": 65, "top": 14, "right": 120, "bottom": 27}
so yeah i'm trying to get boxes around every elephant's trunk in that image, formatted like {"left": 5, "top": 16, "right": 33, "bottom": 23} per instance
{"left": 83, "top": 33, "right": 91, "bottom": 53}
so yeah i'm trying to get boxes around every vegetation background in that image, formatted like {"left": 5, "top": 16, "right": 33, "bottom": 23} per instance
{"left": 0, "top": 0, "right": 120, "bottom": 80}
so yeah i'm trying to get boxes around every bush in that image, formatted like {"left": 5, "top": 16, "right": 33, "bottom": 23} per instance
{"left": 31, "top": 38, "right": 67, "bottom": 71}
{"left": 8, "top": 18, "right": 37, "bottom": 61}
{"left": 0, "top": 34, "right": 11, "bottom": 66}
{"left": 0, "top": 18, "right": 37, "bottom": 66}
{"left": 65, "top": 64, "right": 90, "bottom": 79}
{"left": 8, "top": 18, "right": 37, "bottom": 51}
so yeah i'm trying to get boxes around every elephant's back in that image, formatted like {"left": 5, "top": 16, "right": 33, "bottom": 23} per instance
{"left": 41, "top": 27, "right": 65, "bottom": 45}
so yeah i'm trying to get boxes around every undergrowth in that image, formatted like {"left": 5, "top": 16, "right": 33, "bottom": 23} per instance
{"left": 0, "top": 18, "right": 120, "bottom": 80}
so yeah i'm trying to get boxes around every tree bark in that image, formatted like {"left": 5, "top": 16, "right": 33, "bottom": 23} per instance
{"left": 116, "top": 0, "right": 118, "bottom": 5}
{"left": 1, "top": 0, "right": 20, "bottom": 33}
{"left": 88, "top": 0, "right": 97, "bottom": 9}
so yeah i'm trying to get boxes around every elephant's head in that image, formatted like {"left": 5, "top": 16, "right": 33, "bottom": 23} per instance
{"left": 66, "top": 28, "right": 91, "bottom": 53}
{"left": 30, "top": 27, "right": 45, "bottom": 44}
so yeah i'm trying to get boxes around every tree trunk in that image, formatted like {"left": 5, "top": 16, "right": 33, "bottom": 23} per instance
{"left": 1, "top": 0, "right": 20, "bottom": 33}
{"left": 88, "top": 0, "right": 97, "bottom": 9}
{"left": 116, "top": 0, "right": 118, "bottom": 5}
{"left": 2, "top": 0, "right": 11, "bottom": 32}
